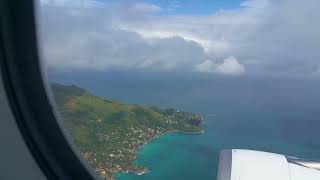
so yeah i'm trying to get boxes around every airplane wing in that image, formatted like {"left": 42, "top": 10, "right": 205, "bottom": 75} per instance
{"left": 217, "top": 149, "right": 320, "bottom": 180}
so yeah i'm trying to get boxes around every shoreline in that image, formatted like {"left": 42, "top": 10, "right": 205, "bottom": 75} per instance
{"left": 138, "top": 129, "right": 204, "bottom": 156}
{"left": 116, "top": 128, "right": 204, "bottom": 177}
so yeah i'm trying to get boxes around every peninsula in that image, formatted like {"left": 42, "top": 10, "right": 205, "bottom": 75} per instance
{"left": 51, "top": 83, "right": 202, "bottom": 180}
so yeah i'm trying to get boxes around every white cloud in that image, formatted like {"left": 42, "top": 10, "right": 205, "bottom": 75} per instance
{"left": 120, "top": 27, "right": 230, "bottom": 55}
{"left": 37, "top": 0, "right": 320, "bottom": 77}
{"left": 215, "top": 57, "right": 246, "bottom": 75}
{"left": 115, "top": 0, "right": 270, "bottom": 57}
{"left": 194, "top": 57, "right": 246, "bottom": 76}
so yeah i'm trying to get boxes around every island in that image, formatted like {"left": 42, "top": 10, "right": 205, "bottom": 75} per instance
{"left": 51, "top": 83, "right": 203, "bottom": 180}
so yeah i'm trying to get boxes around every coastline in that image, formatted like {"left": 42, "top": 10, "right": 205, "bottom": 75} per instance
{"left": 137, "top": 129, "right": 204, "bottom": 157}
{"left": 116, "top": 128, "right": 204, "bottom": 177}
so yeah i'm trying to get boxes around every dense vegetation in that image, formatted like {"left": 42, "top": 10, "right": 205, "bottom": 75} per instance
{"left": 51, "top": 83, "right": 202, "bottom": 180}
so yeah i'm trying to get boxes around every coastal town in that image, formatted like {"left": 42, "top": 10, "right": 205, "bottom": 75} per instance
{"left": 81, "top": 110, "right": 203, "bottom": 180}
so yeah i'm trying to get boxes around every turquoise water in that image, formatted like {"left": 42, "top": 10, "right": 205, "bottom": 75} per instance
{"left": 115, "top": 105, "right": 320, "bottom": 180}
{"left": 51, "top": 73, "right": 320, "bottom": 180}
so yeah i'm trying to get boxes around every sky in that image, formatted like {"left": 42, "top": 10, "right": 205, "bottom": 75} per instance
{"left": 37, "top": 0, "right": 320, "bottom": 77}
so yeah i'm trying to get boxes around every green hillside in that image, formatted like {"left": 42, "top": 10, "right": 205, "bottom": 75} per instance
{"left": 51, "top": 83, "right": 202, "bottom": 180}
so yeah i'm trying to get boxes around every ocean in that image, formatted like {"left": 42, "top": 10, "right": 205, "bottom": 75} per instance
{"left": 50, "top": 72, "right": 320, "bottom": 180}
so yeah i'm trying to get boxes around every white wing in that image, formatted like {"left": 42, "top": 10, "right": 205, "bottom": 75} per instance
{"left": 217, "top": 149, "right": 320, "bottom": 180}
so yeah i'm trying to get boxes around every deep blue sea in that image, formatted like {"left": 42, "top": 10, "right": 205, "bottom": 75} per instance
{"left": 50, "top": 72, "right": 320, "bottom": 180}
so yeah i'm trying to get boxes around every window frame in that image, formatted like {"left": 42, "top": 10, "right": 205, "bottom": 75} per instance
{"left": 0, "top": 1, "right": 97, "bottom": 179}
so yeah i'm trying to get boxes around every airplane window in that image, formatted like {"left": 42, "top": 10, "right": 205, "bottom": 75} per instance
{"left": 35, "top": 0, "right": 320, "bottom": 180}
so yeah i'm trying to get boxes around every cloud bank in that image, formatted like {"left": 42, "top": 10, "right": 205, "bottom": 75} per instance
{"left": 37, "top": 0, "right": 320, "bottom": 77}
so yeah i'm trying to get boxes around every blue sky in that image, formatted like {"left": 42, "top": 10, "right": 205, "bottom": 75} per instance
{"left": 100, "top": 0, "right": 245, "bottom": 15}
{"left": 144, "top": 0, "right": 245, "bottom": 15}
